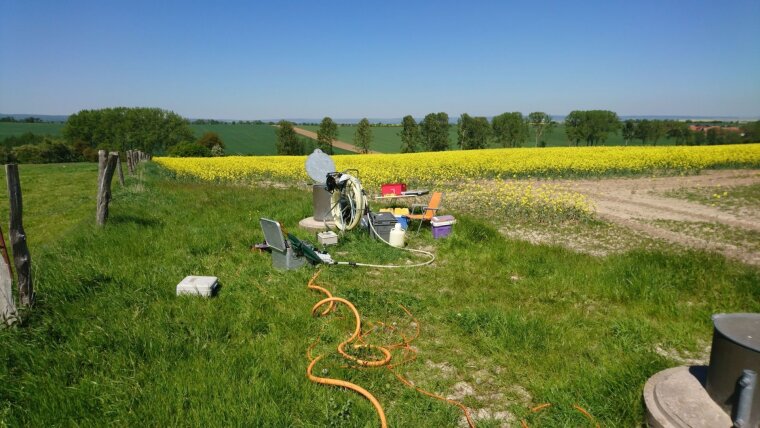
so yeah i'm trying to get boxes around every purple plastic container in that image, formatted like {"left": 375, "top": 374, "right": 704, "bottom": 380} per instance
{"left": 432, "top": 224, "right": 452, "bottom": 239}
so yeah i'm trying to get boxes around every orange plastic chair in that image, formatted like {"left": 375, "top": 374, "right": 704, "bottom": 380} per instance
{"left": 407, "top": 192, "right": 443, "bottom": 233}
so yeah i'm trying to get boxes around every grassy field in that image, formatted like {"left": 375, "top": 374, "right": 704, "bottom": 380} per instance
{"left": 1, "top": 162, "right": 758, "bottom": 426}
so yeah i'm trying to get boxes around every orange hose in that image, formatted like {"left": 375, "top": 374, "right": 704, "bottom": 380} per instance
{"left": 312, "top": 296, "right": 392, "bottom": 367}
{"left": 307, "top": 355, "right": 388, "bottom": 428}
{"left": 520, "top": 402, "right": 599, "bottom": 427}
{"left": 389, "top": 368, "right": 475, "bottom": 428}
{"left": 305, "top": 272, "right": 475, "bottom": 428}
{"left": 307, "top": 269, "right": 334, "bottom": 316}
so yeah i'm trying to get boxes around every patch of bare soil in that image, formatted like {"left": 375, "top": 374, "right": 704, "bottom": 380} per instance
{"left": 504, "top": 170, "right": 760, "bottom": 265}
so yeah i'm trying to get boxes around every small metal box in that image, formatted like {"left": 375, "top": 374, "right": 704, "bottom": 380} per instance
{"left": 176, "top": 276, "right": 218, "bottom": 297}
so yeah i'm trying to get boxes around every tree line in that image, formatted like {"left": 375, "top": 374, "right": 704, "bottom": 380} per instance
{"left": 1, "top": 107, "right": 227, "bottom": 163}
{"left": 0, "top": 116, "right": 45, "bottom": 123}
{"left": 275, "top": 112, "right": 759, "bottom": 156}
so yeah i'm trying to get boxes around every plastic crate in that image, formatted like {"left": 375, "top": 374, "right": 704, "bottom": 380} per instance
{"left": 381, "top": 183, "right": 406, "bottom": 196}
{"left": 432, "top": 224, "right": 452, "bottom": 239}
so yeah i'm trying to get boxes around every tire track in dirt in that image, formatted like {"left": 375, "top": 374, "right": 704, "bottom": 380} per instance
{"left": 290, "top": 126, "right": 380, "bottom": 154}
{"left": 558, "top": 170, "right": 760, "bottom": 264}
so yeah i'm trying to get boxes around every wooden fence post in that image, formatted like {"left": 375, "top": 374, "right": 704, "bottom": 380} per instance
{"left": 126, "top": 150, "right": 134, "bottom": 175}
{"left": 114, "top": 152, "right": 125, "bottom": 186}
{"left": 96, "top": 153, "right": 118, "bottom": 226}
{"left": 98, "top": 150, "right": 107, "bottom": 181}
{"left": 5, "top": 164, "right": 33, "bottom": 307}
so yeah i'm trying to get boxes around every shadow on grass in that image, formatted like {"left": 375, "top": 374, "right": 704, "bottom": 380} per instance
{"left": 109, "top": 214, "right": 163, "bottom": 227}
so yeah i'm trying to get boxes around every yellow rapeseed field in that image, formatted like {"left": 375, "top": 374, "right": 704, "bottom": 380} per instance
{"left": 154, "top": 144, "right": 759, "bottom": 220}
{"left": 155, "top": 144, "right": 760, "bottom": 190}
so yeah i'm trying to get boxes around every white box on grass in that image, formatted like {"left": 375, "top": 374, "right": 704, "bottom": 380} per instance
{"left": 317, "top": 231, "right": 338, "bottom": 246}
{"left": 176, "top": 276, "right": 218, "bottom": 297}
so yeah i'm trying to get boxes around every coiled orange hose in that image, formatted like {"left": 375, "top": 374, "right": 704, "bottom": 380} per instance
{"left": 306, "top": 270, "right": 600, "bottom": 427}
{"left": 305, "top": 269, "right": 475, "bottom": 427}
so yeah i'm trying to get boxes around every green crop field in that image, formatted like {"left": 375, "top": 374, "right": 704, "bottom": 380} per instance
{"left": 1, "top": 162, "right": 757, "bottom": 426}
{"left": 0, "top": 122, "right": 64, "bottom": 140}
{"left": 189, "top": 124, "right": 278, "bottom": 155}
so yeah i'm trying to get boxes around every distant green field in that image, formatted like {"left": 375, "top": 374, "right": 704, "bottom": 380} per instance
{"left": 189, "top": 124, "right": 279, "bottom": 155}
{"left": 0, "top": 122, "right": 64, "bottom": 140}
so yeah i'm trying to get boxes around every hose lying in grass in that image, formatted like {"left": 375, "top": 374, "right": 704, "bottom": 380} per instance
{"left": 305, "top": 269, "right": 475, "bottom": 427}
{"left": 520, "top": 403, "right": 600, "bottom": 427}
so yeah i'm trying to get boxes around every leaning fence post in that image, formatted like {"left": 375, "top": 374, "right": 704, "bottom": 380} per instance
{"left": 0, "top": 225, "right": 17, "bottom": 325}
{"left": 5, "top": 164, "right": 33, "bottom": 307}
{"left": 114, "top": 152, "right": 125, "bottom": 186}
{"left": 96, "top": 153, "right": 118, "bottom": 226}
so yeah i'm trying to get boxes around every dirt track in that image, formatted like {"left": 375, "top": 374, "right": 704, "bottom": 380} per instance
{"left": 559, "top": 170, "right": 760, "bottom": 264}
{"left": 291, "top": 126, "right": 380, "bottom": 154}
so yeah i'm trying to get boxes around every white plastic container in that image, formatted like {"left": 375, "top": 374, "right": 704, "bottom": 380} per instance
{"left": 389, "top": 223, "right": 405, "bottom": 248}
{"left": 317, "top": 231, "right": 338, "bottom": 246}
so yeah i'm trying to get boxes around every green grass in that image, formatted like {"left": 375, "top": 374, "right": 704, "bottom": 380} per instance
{"left": 663, "top": 182, "right": 760, "bottom": 214}
{"left": 0, "top": 163, "right": 98, "bottom": 247}
{"left": 1, "top": 163, "right": 758, "bottom": 426}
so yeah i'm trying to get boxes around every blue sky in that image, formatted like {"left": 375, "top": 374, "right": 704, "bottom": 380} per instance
{"left": 1, "top": 0, "right": 759, "bottom": 119}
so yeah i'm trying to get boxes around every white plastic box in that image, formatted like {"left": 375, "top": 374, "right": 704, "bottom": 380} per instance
{"left": 176, "top": 276, "right": 218, "bottom": 297}
{"left": 318, "top": 231, "right": 338, "bottom": 246}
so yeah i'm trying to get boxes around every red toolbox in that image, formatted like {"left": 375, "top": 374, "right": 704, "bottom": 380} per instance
{"left": 381, "top": 183, "right": 406, "bottom": 196}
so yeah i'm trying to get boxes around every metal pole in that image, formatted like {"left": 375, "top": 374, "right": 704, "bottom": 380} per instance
{"left": 734, "top": 369, "right": 757, "bottom": 428}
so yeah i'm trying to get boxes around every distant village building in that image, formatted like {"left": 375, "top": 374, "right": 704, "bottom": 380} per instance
{"left": 688, "top": 125, "right": 743, "bottom": 136}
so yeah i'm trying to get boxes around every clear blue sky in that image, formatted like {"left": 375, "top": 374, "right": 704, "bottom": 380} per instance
{"left": 1, "top": 0, "right": 759, "bottom": 119}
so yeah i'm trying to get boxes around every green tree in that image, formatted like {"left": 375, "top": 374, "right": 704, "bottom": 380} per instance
{"left": 63, "top": 107, "right": 193, "bottom": 154}
{"left": 275, "top": 120, "right": 304, "bottom": 155}
{"left": 457, "top": 114, "right": 490, "bottom": 150}
{"left": 565, "top": 110, "right": 620, "bottom": 146}
{"left": 399, "top": 115, "right": 422, "bottom": 153}
{"left": 706, "top": 128, "right": 721, "bottom": 145}
{"left": 665, "top": 121, "right": 692, "bottom": 145}
{"left": 168, "top": 142, "right": 212, "bottom": 157}
{"left": 634, "top": 119, "right": 651, "bottom": 145}
{"left": 197, "top": 131, "right": 225, "bottom": 149}
{"left": 740, "top": 120, "right": 760, "bottom": 141}
{"left": 692, "top": 129, "right": 706, "bottom": 146}
{"left": 420, "top": 112, "right": 450, "bottom": 151}
{"left": 317, "top": 117, "right": 338, "bottom": 154}
{"left": 621, "top": 120, "right": 636, "bottom": 145}
{"left": 527, "top": 112, "right": 555, "bottom": 147}
{"left": 354, "top": 118, "right": 373, "bottom": 154}
{"left": 650, "top": 120, "right": 665, "bottom": 145}
{"left": 492, "top": 112, "right": 528, "bottom": 148}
